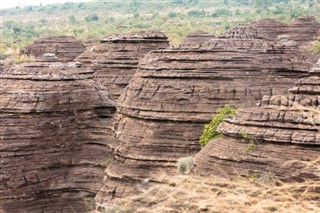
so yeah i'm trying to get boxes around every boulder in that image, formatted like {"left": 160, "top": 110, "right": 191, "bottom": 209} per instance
{"left": 21, "top": 36, "right": 86, "bottom": 62}
{"left": 193, "top": 60, "right": 320, "bottom": 181}
{"left": 75, "top": 31, "right": 169, "bottom": 101}
{"left": 0, "top": 62, "right": 116, "bottom": 213}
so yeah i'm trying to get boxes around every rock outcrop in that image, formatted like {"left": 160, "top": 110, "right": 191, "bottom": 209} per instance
{"left": 193, "top": 60, "right": 320, "bottom": 181}
{"left": 250, "top": 15, "right": 320, "bottom": 46}
{"left": 0, "top": 63, "right": 116, "bottom": 213}
{"left": 94, "top": 26, "right": 317, "bottom": 210}
{"left": 180, "top": 31, "right": 215, "bottom": 48}
{"left": 21, "top": 36, "right": 86, "bottom": 62}
{"left": 75, "top": 31, "right": 169, "bottom": 100}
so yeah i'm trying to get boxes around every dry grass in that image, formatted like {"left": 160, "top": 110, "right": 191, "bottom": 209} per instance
{"left": 104, "top": 159, "right": 319, "bottom": 213}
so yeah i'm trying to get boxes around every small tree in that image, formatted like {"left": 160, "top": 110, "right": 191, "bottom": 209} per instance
{"left": 199, "top": 105, "right": 237, "bottom": 147}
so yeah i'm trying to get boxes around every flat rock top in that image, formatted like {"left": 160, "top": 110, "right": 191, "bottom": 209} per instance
{"left": 180, "top": 31, "right": 216, "bottom": 47}
{"left": 220, "top": 25, "right": 266, "bottom": 39}
{"left": 249, "top": 15, "right": 320, "bottom": 46}
{"left": 101, "top": 31, "right": 168, "bottom": 42}
{"left": 32, "top": 36, "right": 83, "bottom": 43}
{"left": 1, "top": 62, "right": 94, "bottom": 81}
{"left": 21, "top": 36, "right": 86, "bottom": 62}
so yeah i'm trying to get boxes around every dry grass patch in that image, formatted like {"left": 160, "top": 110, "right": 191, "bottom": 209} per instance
{"left": 107, "top": 159, "right": 319, "bottom": 213}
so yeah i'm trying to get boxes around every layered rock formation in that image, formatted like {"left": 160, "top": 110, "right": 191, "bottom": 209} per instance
{"left": 75, "top": 31, "right": 169, "bottom": 100}
{"left": 193, "top": 60, "right": 320, "bottom": 181}
{"left": 0, "top": 63, "right": 116, "bottom": 213}
{"left": 180, "top": 31, "right": 215, "bottom": 48}
{"left": 21, "top": 36, "right": 86, "bottom": 62}
{"left": 250, "top": 15, "right": 320, "bottom": 46}
{"left": 94, "top": 27, "right": 317, "bottom": 210}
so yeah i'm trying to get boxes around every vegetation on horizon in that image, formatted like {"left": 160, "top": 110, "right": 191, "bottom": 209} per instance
{"left": 1, "top": 0, "right": 319, "bottom": 64}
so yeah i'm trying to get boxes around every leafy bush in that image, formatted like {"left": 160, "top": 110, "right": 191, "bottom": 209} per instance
{"left": 240, "top": 130, "right": 257, "bottom": 152}
{"left": 168, "top": 12, "right": 178, "bottom": 18}
{"left": 85, "top": 14, "right": 99, "bottom": 22}
{"left": 211, "top": 9, "right": 232, "bottom": 17}
{"left": 176, "top": 157, "right": 194, "bottom": 174}
{"left": 188, "top": 10, "right": 206, "bottom": 17}
{"left": 199, "top": 105, "right": 237, "bottom": 147}
{"left": 311, "top": 41, "right": 320, "bottom": 55}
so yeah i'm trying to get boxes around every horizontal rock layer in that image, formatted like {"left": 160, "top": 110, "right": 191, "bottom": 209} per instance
{"left": 95, "top": 32, "right": 317, "bottom": 210}
{"left": 21, "top": 36, "right": 86, "bottom": 62}
{"left": 250, "top": 15, "right": 320, "bottom": 46}
{"left": 193, "top": 60, "right": 320, "bottom": 181}
{"left": 0, "top": 63, "right": 116, "bottom": 213}
{"left": 180, "top": 31, "right": 215, "bottom": 48}
{"left": 75, "top": 31, "right": 169, "bottom": 101}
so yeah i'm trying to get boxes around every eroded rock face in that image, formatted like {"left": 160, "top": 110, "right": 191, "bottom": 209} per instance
{"left": 180, "top": 31, "right": 215, "bottom": 48}
{"left": 21, "top": 36, "right": 86, "bottom": 62}
{"left": 94, "top": 28, "right": 317, "bottom": 209}
{"left": 250, "top": 15, "right": 320, "bottom": 46}
{"left": 75, "top": 31, "right": 169, "bottom": 101}
{"left": 0, "top": 63, "right": 116, "bottom": 213}
{"left": 193, "top": 60, "right": 320, "bottom": 181}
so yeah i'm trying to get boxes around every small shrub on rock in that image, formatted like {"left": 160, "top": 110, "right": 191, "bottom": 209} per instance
{"left": 199, "top": 105, "right": 237, "bottom": 147}
{"left": 177, "top": 157, "right": 194, "bottom": 175}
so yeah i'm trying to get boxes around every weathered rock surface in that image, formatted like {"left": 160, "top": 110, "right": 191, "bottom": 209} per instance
{"left": 75, "top": 31, "right": 169, "bottom": 101}
{"left": 0, "top": 63, "right": 116, "bottom": 213}
{"left": 94, "top": 27, "right": 317, "bottom": 210}
{"left": 21, "top": 36, "right": 86, "bottom": 62}
{"left": 250, "top": 15, "right": 320, "bottom": 46}
{"left": 193, "top": 60, "right": 320, "bottom": 181}
{"left": 180, "top": 31, "right": 215, "bottom": 48}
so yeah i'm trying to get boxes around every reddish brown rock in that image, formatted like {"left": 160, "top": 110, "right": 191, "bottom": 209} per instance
{"left": 250, "top": 15, "right": 320, "bottom": 47}
{"left": 193, "top": 60, "right": 320, "bottom": 181}
{"left": 94, "top": 27, "right": 317, "bottom": 210}
{"left": 180, "top": 31, "right": 215, "bottom": 48}
{"left": 21, "top": 36, "right": 86, "bottom": 62}
{"left": 75, "top": 31, "right": 169, "bottom": 100}
{"left": 0, "top": 63, "right": 116, "bottom": 213}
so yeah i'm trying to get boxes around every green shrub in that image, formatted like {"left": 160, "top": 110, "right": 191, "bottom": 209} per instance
{"left": 168, "top": 12, "right": 178, "bottom": 18}
{"left": 188, "top": 10, "right": 206, "bottom": 17}
{"left": 85, "top": 14, "right": 99, "bottom": 22}
{"left": 240, "top": 130, "right": 257, "bottom": 152}
{"left": 211, "top": 9, "right": 232, "bottom": 17}
{"left": 311, "top": 41, "right": 320, "bottom": 55}
{"left": 199, "top": 105, "right": 237, "bottom": 147}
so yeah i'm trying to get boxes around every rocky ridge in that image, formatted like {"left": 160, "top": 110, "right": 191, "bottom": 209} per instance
{"left": 75, "top": 31, "right": 169, "bottom": 101}
{"left": 180, "top": 31, "right": 215, "bottom": 48}
{"left": 21, "top": 36, "right": 86, "bottom": 62}
{"left": 0, "top": 63, "right": 116, "bottom": 213}
{"left": 250, "top": 15, "right": 320, "bottom": 46}
{"left": 94, "top": 25, "right": 317, "bottom": 210}
{"left": 193, "top": 60, "right": 320, "bottom": 181}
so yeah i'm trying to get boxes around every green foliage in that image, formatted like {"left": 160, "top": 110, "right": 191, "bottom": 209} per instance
{"left": 311, "top": 41, "right": 320, "bottom": 55}
{"left": 199, "top": 105, "right": 237, "bottom": 147}
{"left": 1, "top": 0, "right": 318, "bottom": 62}
{"left": 240, "top": 130, "right": 257, "bottom": 153}
{"left": 13, "top": 54, "right": 36, "bottom": 64}
{"left": 176, "top": 157, "right": 194, "bottom": 175}
{"left": 187, "top": 10, "right": 206, "bottom": 17}
{"left": 68, "top": 15, "right": 78, "bottom": 24}
{"left": 211, "top": 9, "right": 232, "bottom": 17}
{"left": 85, "top": 14, "right": 99, "bottom": 22}
{"left": 168, "top": 12, "right": 178, "bottom": 18}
